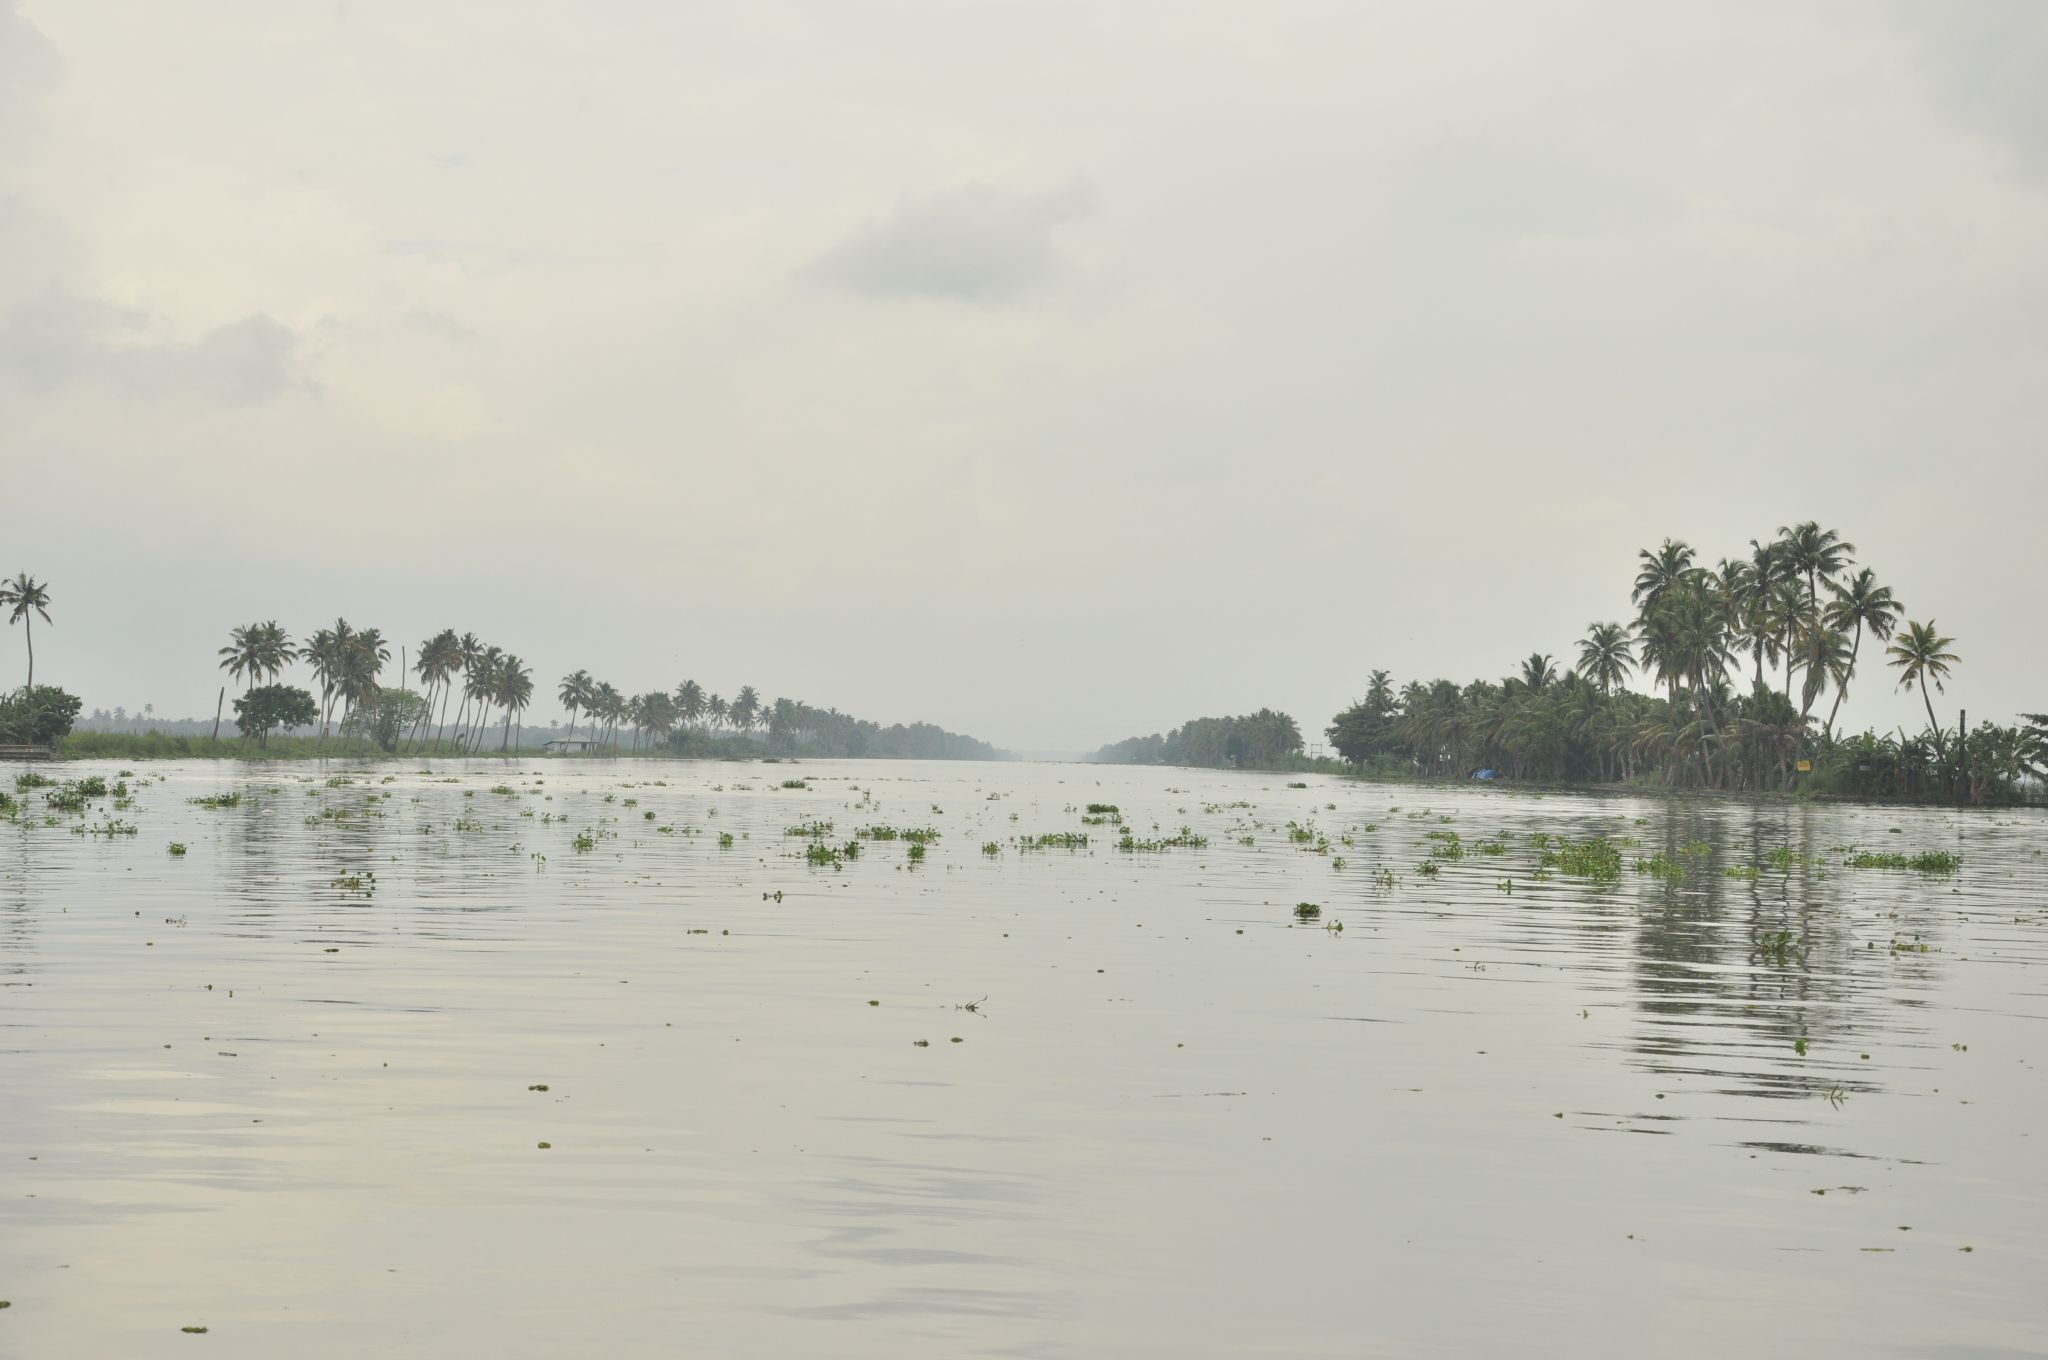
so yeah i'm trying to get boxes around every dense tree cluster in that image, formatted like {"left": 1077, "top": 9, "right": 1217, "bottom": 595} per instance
{"left": 1091, "top": 709, "right": 1304, "bottom": 769}
{"left": 1320, "top": 523, "right": 2038, "bottom": 803}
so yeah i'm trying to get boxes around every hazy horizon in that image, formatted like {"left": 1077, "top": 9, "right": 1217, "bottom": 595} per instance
{"left": 5, "top": 2, "right": 2043, "bottom": 752}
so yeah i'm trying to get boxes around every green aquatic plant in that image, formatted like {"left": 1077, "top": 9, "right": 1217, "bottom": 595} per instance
{"left": 1539, "top": 837, "right": 1623, "bottom": 884}
{"left": 1116, "top": 829, "right": 1207, "bottom": 851}
{"left": 1294, "top": 902, "right": 1321, "bottom": 920}
{"left": 571, "top": 831, "right": 596, "bottom": 852}
{"left": 1084, "top": 803, "right": 1120, "bottom": 815}
{"left": 1722, "top": 864, "right": 1759, "bottom": 880}
{"left": 1844, "top": 849, "right": 1961, "bottom": 873}
{"left": 907, "top": 842, "right": 927, "bottom": 862}
{"left": 784, "top": 821, "right": 834, "bottom": 839}
{"left": 1019, "top": 832, "right": 1089, "bottom": 850}
{"left": 1634, "top": 854, "right": 1686, "bottom": 882}
{"left": 981, "top": 841, "right": 1000, "bottom": 855}
{"left": 718, "top": 832, "right": 735, "bottom": 848}
{"left": 168, "top": 842, "right": 188, "bottom": 855}
{"left": 188, "top": 792, "right": 243, "bottom": 809}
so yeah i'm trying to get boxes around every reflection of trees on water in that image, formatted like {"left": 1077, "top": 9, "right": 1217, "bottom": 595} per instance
{"left": 1621, "top": 801, "right": 1946, "bottom": 1101}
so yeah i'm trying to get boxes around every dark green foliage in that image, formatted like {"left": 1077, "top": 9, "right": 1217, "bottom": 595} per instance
{"left": 1092, "top": 709, "right": 1303, "bottom": 769}
{"left": 0, "top": 685, "right": 81, "bottom": 746}
{"left": 233, "top": 684, "right": 319, "bottom": 747}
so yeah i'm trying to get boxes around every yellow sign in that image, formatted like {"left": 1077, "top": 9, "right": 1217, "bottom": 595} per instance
{"left": 1796, "top": 759, "right": 1812, "bottom": 772}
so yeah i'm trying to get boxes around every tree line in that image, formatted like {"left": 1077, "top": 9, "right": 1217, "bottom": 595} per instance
{"left": 1091, "top": 709, "right": 1305, "bottom": 769}
{"left": 1319, "top": 522, "right": 2043, "bottom": 802}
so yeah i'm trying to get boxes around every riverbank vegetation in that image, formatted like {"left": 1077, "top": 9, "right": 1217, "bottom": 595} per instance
{"left": 1317, "top": 524, "right": 2040, "bottom": 804}
{"left": 1090, "top": 709, "right": 1304, "bottom": 769}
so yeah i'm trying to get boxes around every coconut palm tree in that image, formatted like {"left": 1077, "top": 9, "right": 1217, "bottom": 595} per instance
{"left": 1, "top": 573, "right": 53, "bottom": 691}
{"left": 445, "top": 632, "right": 485, "bottom": 747}
{"left": 1518, "top": 653, "right": 1557, "bottom": 692}
{"left": 675, "top": 679, "right": 705, "bottom": 731}
{"left": 411, "top": 629, "right": 462, "bottom": 751}
{"left": 338, "top": 627, "right": 390, "bottom": 733}
{"left": 496, "top": 654, "right": 533, "bottom": 751}
{"left": 465, "top": 646, "right": 503, "bottom": 753}
{"left": 300, "top": 619, "right": 356, "bottom": 740}
{"left": 1820, "top": 568, "right": 1902, "bottom": 734}
{"left": 708, "top": 693, "right": 728, "bottom": 732}
{"left": 218, "top": 623, "right": 266, "bottom": 695}
{"left": 591, "top": 681, "right": 622, "bottom": 747}
{"left": 1576, "top": 622, "right": 1635, "bottom": 696}
{"left": 732, "top": 685, "right": 761, "bottom": 735}
{"left": 558, "top": 669, "right": 593, "bottom": 742}
{"left": 1631, "top": 539, "right": 1696, "bottom": 617}
{"left": 1886, "top": 620, "right": 1960, "bottom": 750}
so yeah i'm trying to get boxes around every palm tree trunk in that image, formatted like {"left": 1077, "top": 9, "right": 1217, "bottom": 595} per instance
{"left": 23, "top": 616, "right": 32, "bottom": 690}
{"left": 501, "top": 710, "right": 512, "bottom": 751}
{"left": 1824, "top": 622, "right": 1862, "bottom": 735}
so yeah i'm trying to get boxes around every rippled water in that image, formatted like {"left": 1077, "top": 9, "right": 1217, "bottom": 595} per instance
{"left": 3, "top": 758, "right": 2044, "bottom": 1357}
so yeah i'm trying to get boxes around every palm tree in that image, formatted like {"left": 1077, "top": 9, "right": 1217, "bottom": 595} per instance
{"left": 496, "top": 654, "right": 533, "bottom": 750}
{"left": 1631, "top": 539, "right": 1695, "bottom": 616}
{"left": 591, "top": 681, "right": 622, "bottom": 747}
{"left": 732, "top": 685, "right": 761, "bottom": 735}
{"left": 708, "top": 693, "right": 728, "bottom": 732}
{"left": 1886, "top": 620, "right": 1959, "bottom": 750}
{"left": 1518, "top": 653, "right": 1557, "bottom": 692}
{"left": 1, "top": 573, "right": 53, "bottom": 690}
{"left": 300, "top": 619, "right": 356, "bottom": 740}
{"left": 465, "top": 646, "right": 504, "bottom": 753}
{"left": 412, "top": 629, "right": 462, "bottom": 751}
{"left": 446, "top": 632, "right": 484, "bottom": 748}
{"left": 1776, "top": 522, "right": 1855, "bottom": 710}
{"left": 1820, "top": 568, "right": 1902, "bottom": 734}
{"left": 218, "top": 623, "right": 266, "bottom": 695}
{"left": 1576, "top": 623, "right": 1635, "bottom": 696}
{"left": 675, "top": 679, "right": 705, "bottom": 731}
{"left": 559, "top": 669, "right": 593, "bottom": 742}
{"left": 339, "top": 627, "right": 390, "bottom": 734}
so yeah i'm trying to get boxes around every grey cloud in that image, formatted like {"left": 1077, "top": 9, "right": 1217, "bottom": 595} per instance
{"left": 0, "top": 292, "right": 299, "bottom": 403}
{"left": 808, "top": 181, "right": 1094, "bottom": 302}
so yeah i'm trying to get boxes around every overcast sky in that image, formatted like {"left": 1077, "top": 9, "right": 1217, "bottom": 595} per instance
{"left": 3, "top": 1, "right": 2043, "bottom": 753}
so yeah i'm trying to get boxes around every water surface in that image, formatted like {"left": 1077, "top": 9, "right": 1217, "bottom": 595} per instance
{"left": 3, "top": 759, "right": 2044, "bottom": 1357}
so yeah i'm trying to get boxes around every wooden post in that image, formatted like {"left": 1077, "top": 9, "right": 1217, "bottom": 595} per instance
{"left": 211, "top": 686, "right": 225, "bottom": 742}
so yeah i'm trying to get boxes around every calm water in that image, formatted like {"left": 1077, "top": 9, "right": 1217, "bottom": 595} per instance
{"left": 3, "top": 758, "right": 2044, "bottom": 1358}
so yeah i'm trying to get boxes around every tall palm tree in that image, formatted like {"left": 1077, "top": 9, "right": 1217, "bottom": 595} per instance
{"left": 218, "top": 623, "right": 266, "bottom": 695}
{"left": 558, "top": 669, "right": 593, "bottom": 742}
{"left": 465, "top": 646, "right": 504, "bottom": 753}
{"left": 1518, "top": 653, "right": 1557, "bottom": 692}
{"left": 708, "top": 693, "right": 728, "bottom": 732}
{"left": 1631, "top": 539, "right": 1695, "bottom": 616}
{"left": 339, "top": 627, "right": 390, "bottom": 734}
{"left": 591, "top": 681, "right": 622, "bottom": 747}
{"left": 496, "top": 654, "right": 533, "bottom": 751}
{"left": 1, "top": 573, "right": 53, "bottom": 690}
{"left": 1776, "top": 521, "right": 1856, "bottom": 710}
{"left": 1820, "top": 568, "right": 1902, "bottom": 734}
{"left": 1886, "top": 620, "right": 1959, "bottom": 751}
{"left": 446, "top": 632, "right": 485, "bottom": 747}
{"left": 1576, "top": 623, "right": 1635, "bottom": 696}
{"left": 300, "top": 619, "right": 356, "bottom": 740}
{"left": 412, "top": 629, "right": 462, "bottom": 751}
{"left": 732, "top": 685, "right": 761, "bottom": 735}
{"left": 675, "top": 679, "right": 705, "bottom": 731}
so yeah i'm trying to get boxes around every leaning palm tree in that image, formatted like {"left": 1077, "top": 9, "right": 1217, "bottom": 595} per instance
{"left": 300, "top": 619, "right": 355, "bottom": 741}
{"left": 1820, "top": 568, "right": 1902, "bottom": 734}
{"left": 218, "top": 623, "right": 266, "bottom": 695}
{"left": 410, "top": 629, "right": 462, "bottom": 751}
{"left": 1576, "top": 623, "right": 1635, "bottom": 696}
{"left": 1, "top": 573, "right": 53, "bottom": 690}
{"left": 591, "top": 681, "right": 622, "bottom": 747}
{"left": 1886, "top": 620, "right": 1960, "bottom": 751}
{"left": 465, "top": 646, "right": 504, "bottom": 753}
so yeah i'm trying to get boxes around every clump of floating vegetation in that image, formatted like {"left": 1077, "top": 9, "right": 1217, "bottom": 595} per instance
{"left": 981, "top": 841, "right": 1000, "bottom": 855}
{"left": 1539, "top": 836, "right": 1623, "bottom": 884}
{"left": 784, "top": 821, "right": 834, "bottom": 839}
{"left": 168, "top": 842, "right": 188, "bottom": 856}
{"left": 780, "top": 779, "right": 808, "bottom": 789}
{"left": 571, "top": 830, "right": 596, "bottom": 852}
{"left": 1844, "top": 849, "right": 1961, "bottom": 873}
{"left": 907, "top": 843, "right": 927, "bottom": 862}
{"left": 717, "top": 832, "right": 735, "bottom": 848}
{"left": 189, "top": 792, "right": 243, "bottom": 809}
{"left": 1634, "top": 853, "right": 1687, "bottom": 882}
{"left": 1294, "top": 902, "right": 1321, "bottom": 920}
{"left": 1424, "top": 829, "right": 1464, "bottom": 861}
{"left": 1084, "top": 804, "right": 1120, "bottom": 815}
{"left": 1116, "top": 827, "right": 1207, "bottom": 851}
{"left": 1019, "top": 831, "right": 1089, "bottom": 850}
